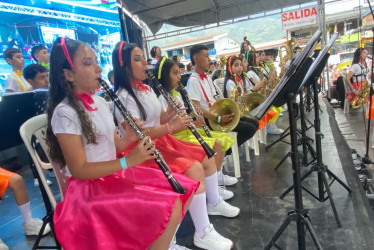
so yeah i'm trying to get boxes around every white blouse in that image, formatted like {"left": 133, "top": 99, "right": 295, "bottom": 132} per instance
{"left": 115, "top": 87, "right": 162, "bottom": 136}
{"left": 51, "top": 95, "right": 116, "bottom": 175}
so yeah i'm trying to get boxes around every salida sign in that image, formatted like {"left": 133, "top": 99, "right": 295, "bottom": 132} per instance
{"left": 282, "top": 6, "right": 318, "bottom": 30}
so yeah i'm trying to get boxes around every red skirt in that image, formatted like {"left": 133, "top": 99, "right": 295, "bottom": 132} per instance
{"left": 54, "top": 166, "right": 199, "bottom": 250}
{"left": 118, "top": 134, "right": 207, "bottom": 174}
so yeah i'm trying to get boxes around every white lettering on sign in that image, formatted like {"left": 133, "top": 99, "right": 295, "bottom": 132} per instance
{"left": 282, "top": 6, "right": 319, "bottom": 30}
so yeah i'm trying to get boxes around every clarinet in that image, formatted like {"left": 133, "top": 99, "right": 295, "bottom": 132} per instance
{"left": 146, "top": 70, "right": 216, "bottom": 159}
{"left": 176, "top": 82, "right": 213, "bottom": 138}
{"left": 99, "top": 78, "right": 187, "bottom": 194}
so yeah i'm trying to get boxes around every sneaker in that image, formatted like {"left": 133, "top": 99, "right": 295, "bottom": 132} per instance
{"left": 193, "top": 224, "right": 233, "bottom": 250}
{"left": 168, "top": 243, "right": 191, "bottom": 250}
{"left": 207, "top": 197, "right": 240, "bottom": 218}
{"left": 23, "top": 218, "right": 51, "bottom": 236}
{"left": 34, "top": 179, "right": 52, "bottom": 186}
{"left": 217, "top": 172, "right": 238, "bottom": 186}
{"left": 0, "top": 238, "right": 9, "bottom": 250}
{"left": 267, "top": 123, "right": 283, "bottom": 135}
{"left": 219, "top": 186, "right": 234, "bottom": 200}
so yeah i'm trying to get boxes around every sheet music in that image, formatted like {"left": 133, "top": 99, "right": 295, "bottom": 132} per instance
{"left": 298, "top": 33, "right": 338, "bottom": 91}
{"left": 252, "top": 30, "right": 322, "bottom": 119}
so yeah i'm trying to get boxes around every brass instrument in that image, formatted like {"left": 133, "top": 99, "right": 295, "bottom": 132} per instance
{"left": 208, "top": 98, "right": 241, "bottom": 132}
{"left": 351, "top": 81, "right": 370, "bottom": 109}
{"left": 279, "top": 38, "right": 296, "bottom": 79}
{"left": 229, "top": 85, "right": 265, "bottom": 119}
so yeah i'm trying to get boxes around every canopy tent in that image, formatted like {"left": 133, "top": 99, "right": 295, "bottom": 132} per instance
{"left": 120, "top": 0, "right": 316, "bottom": 34}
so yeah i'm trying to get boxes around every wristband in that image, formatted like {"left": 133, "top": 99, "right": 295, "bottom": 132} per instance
{"left": 120, "top": 157, "right": 128, "bottom": 169}
{"left": 216, "top": 115, "right": 221, "bottom": 123}
{"left": 166, "top": 122, "right": 174, "bottom": 134}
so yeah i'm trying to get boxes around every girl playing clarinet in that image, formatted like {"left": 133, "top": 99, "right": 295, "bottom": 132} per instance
{"left": 46, "top": 37, "right": 199, "bottom": 250}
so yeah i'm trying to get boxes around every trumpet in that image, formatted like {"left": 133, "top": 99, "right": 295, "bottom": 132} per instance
{"left": 146, "top": 70, "right": 216, "bottom": 159}
{"left": 99, "top": 78, "right": 187, "bottom": 194}
{"left": 176, "top": 82, "right": 213, "bottom": 138}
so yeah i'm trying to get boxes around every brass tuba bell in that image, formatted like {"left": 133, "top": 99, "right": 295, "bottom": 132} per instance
{"left": 208, "top": 98, "right": 241, "bottom": 132}
{"left": 242, "top": 92, "right": 266, "bottom": 118}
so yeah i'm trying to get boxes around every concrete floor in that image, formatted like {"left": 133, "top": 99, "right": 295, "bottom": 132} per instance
{"left": 1, "top": 94, "right": 374, "bottom": 250}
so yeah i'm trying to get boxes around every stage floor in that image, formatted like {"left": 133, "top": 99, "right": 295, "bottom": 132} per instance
{"left": 1, "top": 94, "right": 373, "bottom": 250}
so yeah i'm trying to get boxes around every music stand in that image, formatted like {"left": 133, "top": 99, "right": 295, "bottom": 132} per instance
{"left": 251, "top": 30, "right": 322, "bottom": 250}
{"left": 280, "top": 33, "right": 352, "bottom": 228}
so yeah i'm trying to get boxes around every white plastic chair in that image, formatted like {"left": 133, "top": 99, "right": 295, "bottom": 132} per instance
{"left": 213, "top": 78, "right": 224, "bottom": 99}
{"left": 20, "top": 114, "right": 69, "bottom": 206}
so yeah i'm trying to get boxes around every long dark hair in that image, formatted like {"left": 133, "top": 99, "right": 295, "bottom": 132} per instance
{"left": 223, "top": 55, "right": 244, "bottom": 98}
{"left": 152, "top": 56, "right": 177, "bottom": 97}
{"left": 352, "top": 47, "right": 367, "bottom": 66}
{"left": 46, "top": 38, "right": 97, "bottom": 166}
{"left": 112, "top": 41, "right": 147, "bottom": 120}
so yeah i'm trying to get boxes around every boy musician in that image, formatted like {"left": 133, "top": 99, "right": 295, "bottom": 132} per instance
{"left": 31, "top": 45, "right": 50, "bottom": 70}
{"left": 4, "top": 48, "right": 32, "bottom": 93}
{"left": 186, "top": 45, "right": 259, "bottom": 186}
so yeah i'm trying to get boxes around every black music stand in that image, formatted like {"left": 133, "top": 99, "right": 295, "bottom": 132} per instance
{"left": 280, "top": 34, "right": 352, "bottom": 228}
{"left": 252, "top": 30, "right": 323, "bottom": 250}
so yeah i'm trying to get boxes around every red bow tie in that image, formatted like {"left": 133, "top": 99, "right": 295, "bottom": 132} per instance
{"left": 131, "top": 81, "right": 150, "bottom": 92}
{"left": 199, "top": 72, "right": 208, "bottom": 80}
{"left": 75, "top": 92, "right": 98, "bottom": 111}
{"left": 236, "top": 76, "right": 242, "bottom": 82}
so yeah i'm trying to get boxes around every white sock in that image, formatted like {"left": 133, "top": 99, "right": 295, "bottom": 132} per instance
{"left": 205, "top": 172, "right": 219, "bottom": 207}
{"left": 18, "top": 202, "right": 32, "bottom": 223}
{"left": 189, "top": 193, "right": 210, "bottom": 238}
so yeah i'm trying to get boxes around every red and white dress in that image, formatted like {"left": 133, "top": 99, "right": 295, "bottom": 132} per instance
{"left": 52, "top": 95, "right": 199, "bottom": 250}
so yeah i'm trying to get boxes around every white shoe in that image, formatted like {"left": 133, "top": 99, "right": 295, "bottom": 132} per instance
{"left": 168, "top": 243, "right": 191, "bottom": 250}
{"left": 219, "top": 186, "right": 234, "bottom": 200}
{"left": 267, "top": 123, "right": 283, "bottom": 135}
{"left": 0, "top": 238, "right": 9, "bottom": 250}
{"left": 217, "top": 172, "right": 238, "bottom": 186}
{"left": 193, "top": 224, "right": 233, "bottom": 250}
{"left": 207, "top": 197, "right": 240, "bottom": 218}
{"left": 34, "top": 179, "right": 52, "bottom": 186}
{"left": 23, "top": 218, "right": 51, "bottom": 236}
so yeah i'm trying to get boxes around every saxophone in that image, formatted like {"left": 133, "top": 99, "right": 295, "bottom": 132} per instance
{"left": 351, "top": 81, "right": 370, "bottom": 109}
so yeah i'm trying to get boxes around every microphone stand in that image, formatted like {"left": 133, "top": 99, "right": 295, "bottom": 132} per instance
{"left": 362, "top": 1, "right": 374, "bottom": 165}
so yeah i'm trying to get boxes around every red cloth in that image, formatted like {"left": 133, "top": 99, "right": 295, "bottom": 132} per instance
{"left": 75, "top": 92, "right": 98, "bottom": 111}
{"left": 258, "top": 110, "right": 277, "bottom": 130}
{"left": 199, "top": 72, "right": 208, "bottom": 80}
{"left": 131, "top": 81, "right": 150, "bottom": 92}
{"left": 118, "top": 134, "right": 206, "bottom": 174}
{"left": 366, "top": 96, "right": 374, "bottom": 119}
{"left": 54, "top": 166, "right": 199, "bottom": 250}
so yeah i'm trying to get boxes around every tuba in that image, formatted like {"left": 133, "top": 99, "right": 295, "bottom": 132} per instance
{"left": 208, "top": 98, "right": 241, "bottom": 132}
{"left": 279, "top": 39, "right": 296, "bottom": 79}
{"left": 351, "top": 81, "right": 370, "bottom": 109}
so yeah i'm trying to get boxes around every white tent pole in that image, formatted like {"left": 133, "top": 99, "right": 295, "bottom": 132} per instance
{"left": 319, "top": 0, "right": 329, "bottom": 94}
